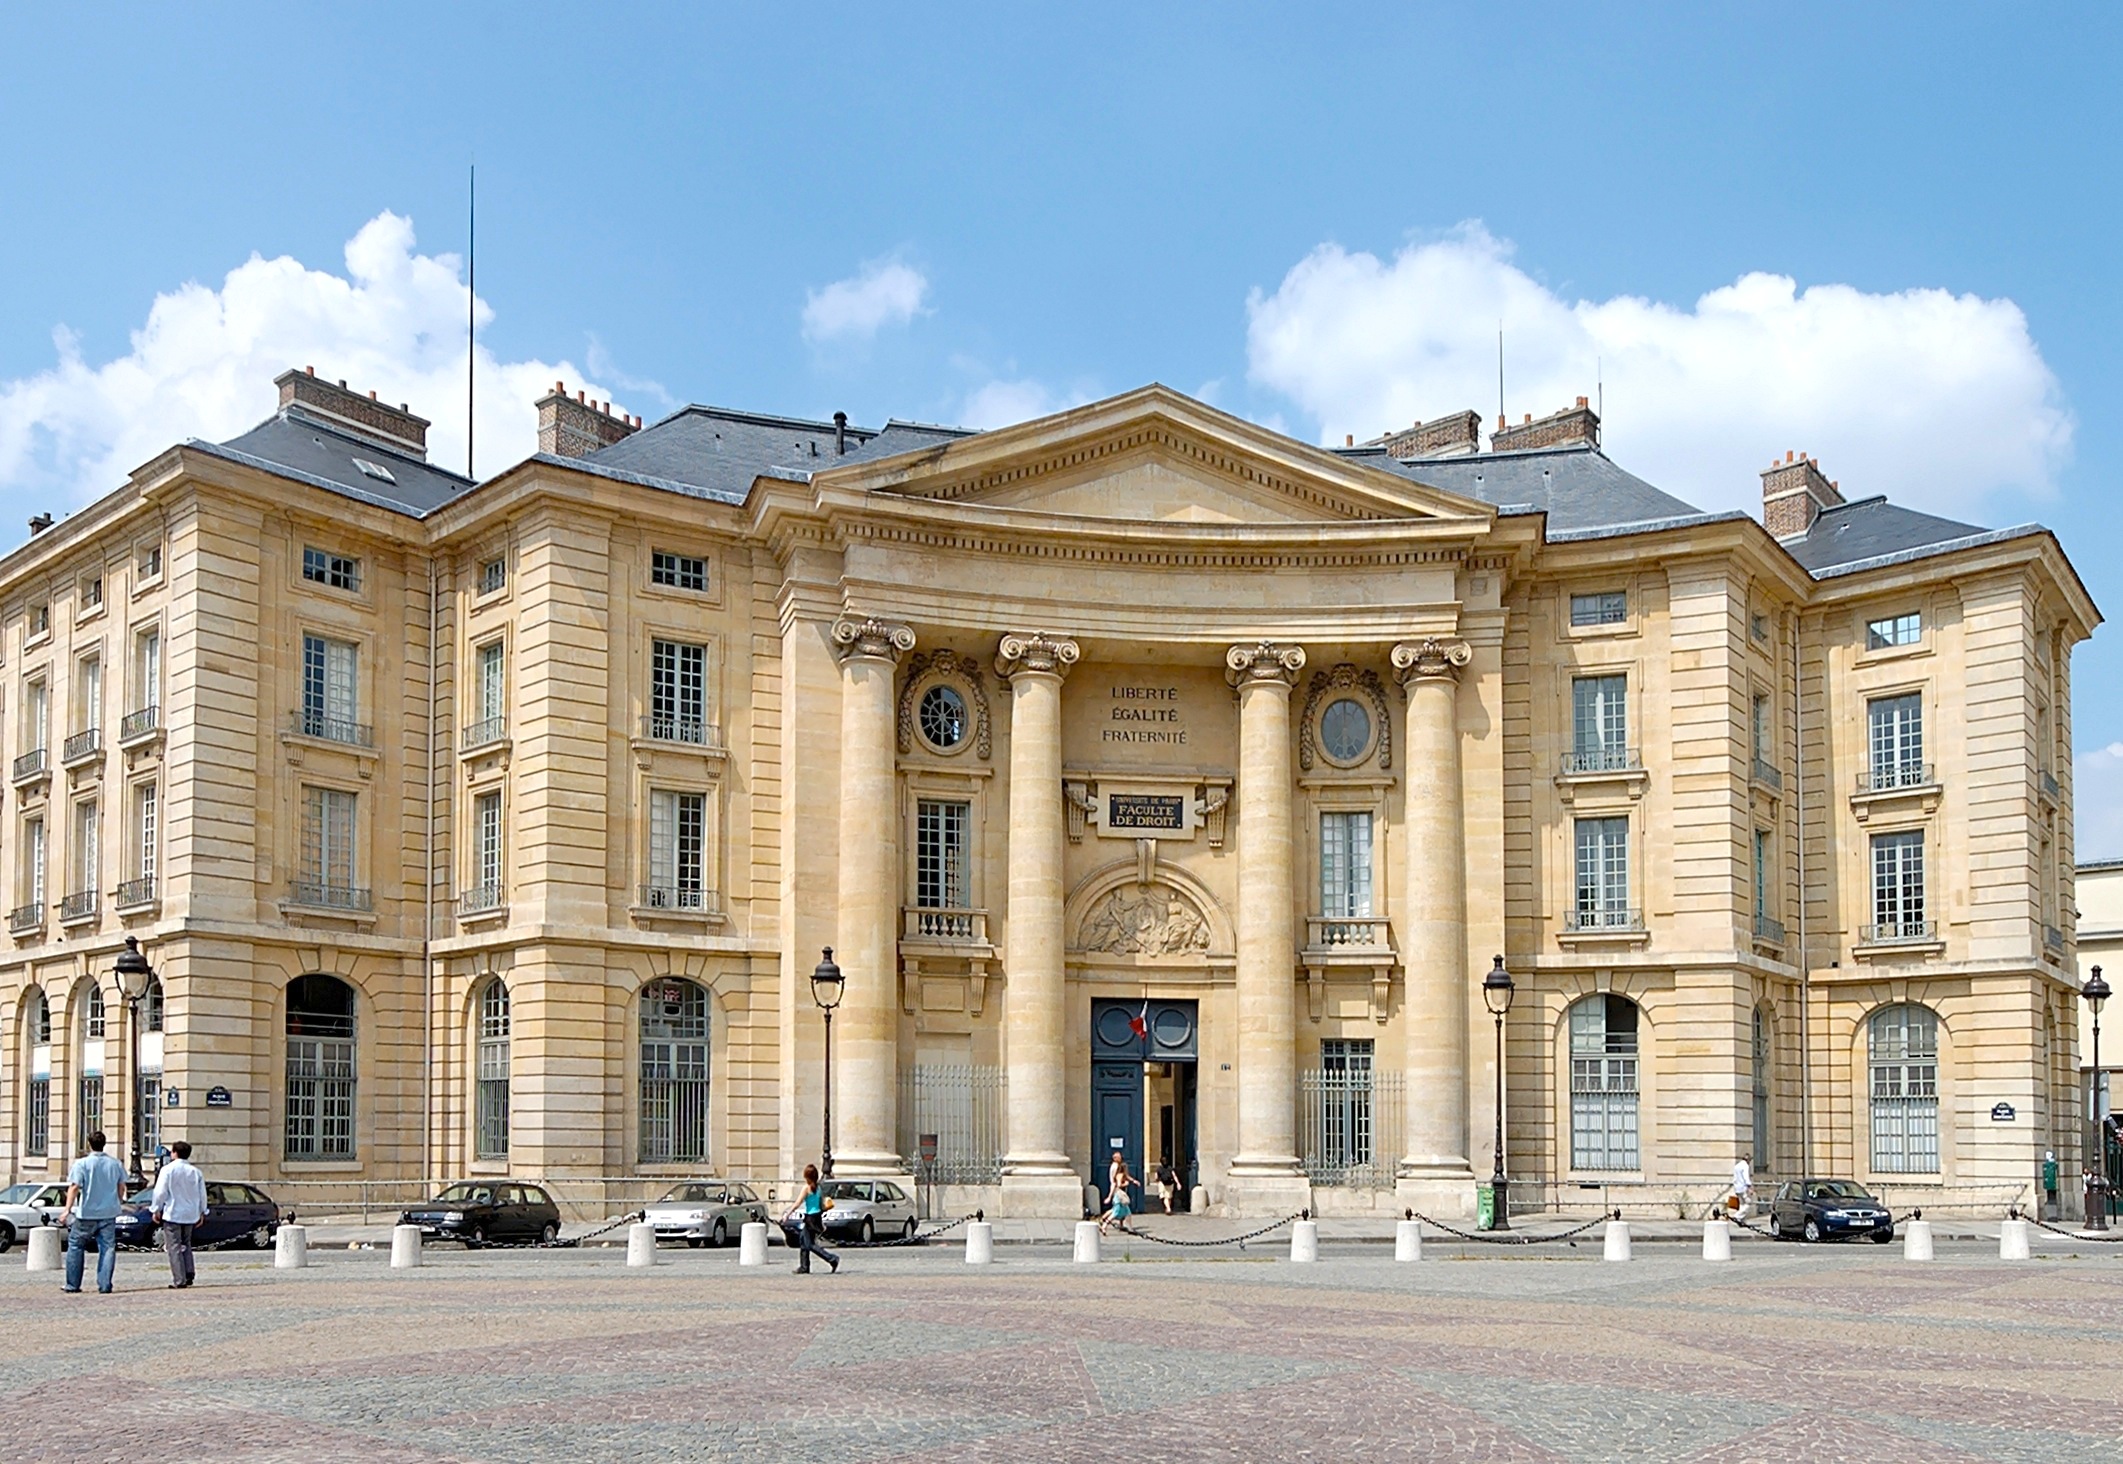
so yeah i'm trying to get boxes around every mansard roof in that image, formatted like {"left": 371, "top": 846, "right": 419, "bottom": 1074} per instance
{"left": 1776, "top": 493, "right": 2045, "bottom": 577}
{"left": 1341, "top": 441, "right": 1708, "bottom": 536}
{"left": 200, "top": 406, "right": 476, "bottom": 516}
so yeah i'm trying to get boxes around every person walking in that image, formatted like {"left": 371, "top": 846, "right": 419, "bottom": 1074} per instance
{"left": 1730, "top": 1153, "right": 1754, "bottom": 1218}
{"left": 60, "top": 1130, "right": 129, "bottom": 1294}
{"left": 791, "top": 1164, "right": 839, "bottom": 1275}
{"left": 1099, "top": 1156, "right": 1135, "bottom": 1236}
{"left": 1156, "top": 1158, "right": 1178, "bottom": 1216}
{"left": 150, "top": 1140, "right": 209, "bottom": 1289}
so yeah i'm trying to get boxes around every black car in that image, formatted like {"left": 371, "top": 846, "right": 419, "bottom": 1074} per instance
{"left": 115, "top": 1181, "right": 281, "bottom": 1250}
{"left": 399, "top": 1182, "right": 562, "bottom": 1247}
{"left": 1770, "top": 1178, "right": 1895, "bottom": 1243}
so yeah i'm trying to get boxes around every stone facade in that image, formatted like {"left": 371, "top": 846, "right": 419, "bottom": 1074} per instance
{"left": 0, "top": 382, "right": 2097, "bottom": 1219}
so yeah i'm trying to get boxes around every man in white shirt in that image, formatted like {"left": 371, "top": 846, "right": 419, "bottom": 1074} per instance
{"left": 1731, "top": 1154, "right": 1754, "bottom": 1217}
{"left": 150, "top": 1140, "right": 209, "bottom": 1289}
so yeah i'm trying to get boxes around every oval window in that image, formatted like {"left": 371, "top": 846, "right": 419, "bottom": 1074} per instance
{"left": 1320, "top": 697, "right": 1372, "bottom": 763}
{"left": 919, "top": 684, "right": 968, "bottom": 751}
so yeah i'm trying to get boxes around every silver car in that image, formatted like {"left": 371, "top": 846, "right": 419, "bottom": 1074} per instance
{"left": 643, "top": 1180, "right": 767, "bottom": 1248}
{"left": 817, "top": 1179, "right": 918, "bottom": 1243}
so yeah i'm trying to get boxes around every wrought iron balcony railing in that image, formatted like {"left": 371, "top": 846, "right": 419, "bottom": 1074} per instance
{"left": 1561, "top": 746, "right": 1642, "bottom": 775}
{"left": 1860, "top": 919, "right": 1939, "bottom": 945}
{"left": 638, "top": 713, "right": 724, "bottom": 750}
{"left": 1753, "top": 913, "right": 1786, "bottom": 943}
{"left": 1856, "top": 762, "right": 1935, "bottom": 794}
{"left": 8, "top": 903, "right": 44, "bottom": 934}
{"left": 1751, "top": 757, "right": 1783, "bottom": 791}
{"left": 461, "top": 716, "right": 507, "bottom": 751}
{"left": 2040, "top": 769, "right": 2062, "bottom": 802}
{"left": 118, "top": 705, "right": 160, "bottom": 742}
{"left": 287, "top": 879, "right": 374, "bottom": 912}
{"left": 12, "top": 748, "right": 48, "bottom": 783}
{"left": 638, "top": 884, "right": 720, "bottom": 915}
{"left": 61, "top": 728, "right": 102, "bottom": 765}
{"left": 458, "top": 882, "right": 506, "bottom": 916}
{"left": 58, "top": 889, "right": 98, "bottom": 923}
{"left": 290, "top": 710, "right": 375, "bottom": 748}
{"left": 1564, "top": 907, "right": 1645, "bottom": 933}
{"left": 114, "top": 876, "right": 157, "bottom": 909}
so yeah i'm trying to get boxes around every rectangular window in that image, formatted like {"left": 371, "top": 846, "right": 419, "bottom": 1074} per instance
{"left": 1570, "top": 996, "right": 1641, "bottom": 1170}
{"left": 285, "top": 1034, "right": 355, "bottom": 1160}
{"left": 25, "top": 817, "right": 45, "bottom": 906}
{"left": 477, "top": 641, "right": 506, "bottom": 725}
{"left": 28, "top": 679, "right": 48, "bottom": 751}
{"left": 474, "top": 791, "right": 503, "bottom": 893}
{"left": 1870, "top": 1006, "right": 1940, "bottom": 1173}
{"left": 136, "top": 782, "right": 158, "bottom": 883}
{"left": 138, "top": 544, "right": 162, "bottom": 581}
{"left": 138, "top": 1069, "right": 161, "bottom": 1159}
{"left": 1570, "top": 591, "right": 1627, "bottom": 627}
{"left": 1869, "top": 830, "right": 1926, "bottom": 939}
{"left": 1573, "top": 816, "right": 1631, "bottom": 928}
{"left": 1865, "top": 612, "right": 1922, "bottom": 650}
{"left": 649, "top": 639, "right": 707, "bottom": 742}
{"left": 915, "top": 798, "right": 970, "bottom": 909}
{"left": 1314, "top": 1038, "right": 1375, "bottom": 1176}
{"left": 476, "top": 991, "right": 510, "bottom": 1159}
{"left": 135, "top": 629, "right": 161, "bottom": 713}
{"left": 1753, "top": 828, "right": 1772, "bottom": 925}
{"left": 1319, "top": 810, "right": 1374, "bottom": 918}
{"left": 77, "top": 656, "right": 101, "bottom": 733}
{"left": 73, "top": 799, "right": 98, "bottom": 893}
{"left": 301, "top": 546, "right": 361, "bottom": 592}
{"left": 29, "top": 604, "right": 49, "bottom": 637}
{"left": 301, "top": 634, "right": 360, "bottom": 739}
{"left": 301, "top": 786, "right": 358, "bottom": 892}
{"left": 1867, "top": 693, "right": 1924, "bottom": 790}
{"left": 27, "top": 1075, "right": 50, "bottom": 1156}
{"left": 81, "top": 575, "right": 103, "bottom": 611}
{"left": 651, "top": 551, "right": 709, "bottom": 592}
{"left": 478, "top": 556, "right": 506, "bottom": 595}
{"left": 1570, "top": 675, "right": 1629, "bottom": 770}
{"left": 1751, "top": 693, "right": 1770, "bottom": 764}
{"left": 78, "top": 1074, "right": 103, "bottom": 1137}
{"left": 646, "top": 789, "right": 706, "bottom": 909}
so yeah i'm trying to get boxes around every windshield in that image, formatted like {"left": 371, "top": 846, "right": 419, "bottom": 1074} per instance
{"left": 433, "top": 1184, "right": 495, "bottom": 1204}
{"left": 657, "top": 1184, "right": 719, "bottom": 1204}
{"left": 0, "top": 1184, "right": 39, "bottom": 1204}
{"left": 819, "top": 1182, "right": 865, "bottom": 1201}
{"left": 1806, "top": 1180, "right": 1874, "bottom": 1200}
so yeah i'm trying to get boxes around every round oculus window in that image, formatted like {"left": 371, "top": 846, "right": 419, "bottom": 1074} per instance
{"left": 1320, "top": 697, "right": 1373, "bottom": 764}
{"left": 918, "top": 684, "right": 969, "bottom": 751}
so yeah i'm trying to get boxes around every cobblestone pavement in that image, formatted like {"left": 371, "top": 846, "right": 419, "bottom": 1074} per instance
{"left": 2, "top": 1239, "right": 2119, "bottom": 1462}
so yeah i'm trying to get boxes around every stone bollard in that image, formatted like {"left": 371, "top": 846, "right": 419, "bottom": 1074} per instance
{"left": 1902, "top": 1218, "right": 1934, "bottom": 1261}
{"left": 1394, "top": 1218, "right": 1423, "bottom": 1262}
{"left": 1189, "top": 1185, "right": 1208, "bottom": 1214}
{"left": 1702, "top": 1219, "right": 1732, "bottom": 1262}
{"left": 738, "top": 1221, "right": 768, "bottom": 1267}
{"left": 26, "top": 1225, "right": 62, "bottom": 1272}
{"left": 964, "top": 1220, "right": 994, "bottom": 1265}
{"left": 626, "top": 1222, "right": 659, "bottom": 1268}
{"left": 390, "top": 1224, "right": 423, "bottom": 1269}
{"left": 1998, "top": 1217, "right": 2032, "bottom": 1261}
{"left": 1603, "top": 1217, "right": 1632, "bottom": 1262}
{"left": 274, "top": 1224, "right": 309, "bottom": 1270}
{"left": 1073, "top": 1220, "right": 1102, "bottom": 1264}
{"left": 1289, "top": 1218, "right": 1319, "bottom": 1263}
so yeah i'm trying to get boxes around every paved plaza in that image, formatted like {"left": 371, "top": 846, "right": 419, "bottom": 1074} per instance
{"left": 3, "top": 1233, "right": 2120, "bottom": 1463}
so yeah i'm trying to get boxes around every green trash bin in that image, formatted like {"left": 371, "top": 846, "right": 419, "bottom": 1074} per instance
{"left": 1476, "top": 1183, "right": 1497, "bottom": 1231}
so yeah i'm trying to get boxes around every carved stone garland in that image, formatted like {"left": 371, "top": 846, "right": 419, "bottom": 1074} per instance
{"left": 896, "top": 649, "right": 993, "bottom": 759}
{"left": 1297, "top": 663, "right": 1394, "bottom": 771}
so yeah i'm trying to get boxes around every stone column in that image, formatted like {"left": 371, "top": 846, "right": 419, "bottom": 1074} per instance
{"left": 1223, "top": 641, "right": 1312, "bottom": 1214}
{"left": 1393, "top": 636, "right": 1476, "bottom": 1215}
{"left": 831, "top": 614, "right": 916, "bottom": 1173}
{"left": 995, "top": 631, "right": 1084, "bottom": 1217}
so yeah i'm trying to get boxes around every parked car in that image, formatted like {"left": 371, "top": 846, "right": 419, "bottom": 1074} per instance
{"left": 114, "top": 1182, "right": 281, "bottom": 1250}
{"left": 0, "top": 1184, "right": 63, "bottom": 1252}
{"left": 1770, "top": 1178, "right": 1895, "bottom": 1243}
{"left": 813, "top": 1179, "right": 918, "bottom": 1244}
{"left": 643, "top": 1180, "right": 767, "bottom": 1248}
{"left": 399, "top": 1182, "right": 561, "bottom": 1247}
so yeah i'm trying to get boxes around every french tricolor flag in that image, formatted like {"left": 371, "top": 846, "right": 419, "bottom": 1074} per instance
{"left": 1128, "top": 1001, "right": 1149, "bottom": 1040}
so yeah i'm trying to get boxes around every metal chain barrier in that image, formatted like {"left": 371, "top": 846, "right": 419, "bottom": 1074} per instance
{"left": 2014, "top": 1206, "right": 2123, "bottom": 1243}
{"left": 1116, "top": 1212, "right": 1300, "bottom": 1248}
{"left": 838, "top": 1211, "right": 979, "bottom": 1248}
{"left": 1410, "top": 1209, "right": 1611, "bottom": 1246}
{"left": 544, "top": 1209, "right": 647, "bottom": 1249}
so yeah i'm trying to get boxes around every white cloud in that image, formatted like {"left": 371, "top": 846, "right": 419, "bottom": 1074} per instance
{"left": 801, "top": 258, "right": 930, "bottom": 344}
{"left": 2076, "top": 743, "right": 2123, "bottom": 861}
{"left": 0, "top": 211, "right": 620, "bottom": 517}
{"left": 960, "top": 378, "right": 1069, "bottom": 430}
{"left": 1245, "top": 223, "right": 2072, "bottom": 516}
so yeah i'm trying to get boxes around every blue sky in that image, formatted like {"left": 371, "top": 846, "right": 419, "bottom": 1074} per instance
{"left": 5, "top": 3, "right": 2121, "bottom": 846}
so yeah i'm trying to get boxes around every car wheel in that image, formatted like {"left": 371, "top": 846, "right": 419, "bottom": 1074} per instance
{"left": 903, "top": 1218, "right": 917, "bottom": 1241}
{"left": 468, "top": 1226, "right": 487, "bottom": 1249}
{"left": 540, "top": 1222, "right": 559, "bottom": 1246}
{"left": 248, "top": 1224, "right": 271, "bottom": 1249}
{"left": 0, "top": 1222, "right": 14, "bottom": 1254}
{"left": 861, "top": 1217, "right": 875, "bottom": 1244}
{"left": 1802, "top": 1218, "right": 1822, "bottom": 1244}
{"left": 712, "top": 1219, "right": 727, "bottom": 1247}
{"left": 1872, "top": 1229, "right": 1894, "bottom": 1244}
{"left": 686, "top": 1236, "right": 705, "bottom": 1249}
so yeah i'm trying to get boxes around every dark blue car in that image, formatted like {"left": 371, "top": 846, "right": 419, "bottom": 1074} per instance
{"left": 1770, "top": 1178, "right": 1895, "bottom": 1243}
{"left": 114, "top": 1181, "right": 282, "bottom": 1250}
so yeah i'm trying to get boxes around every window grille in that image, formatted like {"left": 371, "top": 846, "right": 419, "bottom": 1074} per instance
{"left": 1571, "top": 675, "right": 1629, "bottom": 768}
{"left": 1570, "top": 591, "right": 1627, "bottom": 626}
{"left": 1866, "top": 693, "right": 1924, "bottom": 790}
{"left": 1870, "top": 830, "right": 1925, "bottom": 937}
{"left": 1573, "top": 817, "right": 1630, "bottom": 924}
{"left": 646, "top": 790, "right": 706, "bottom": 908}
{"left": 302, "top": 546, "right": 361, "bottom": 591}
{"left": 639, "top": 980, "right": 709, "bottom": 1164}
{"left": 138, "top": 1068, "right": 161, "bottom": 1157}
{"left": 85, "top": 985, "right": 106, "bottom": 1039}
{"left": 77, "top": 1074, "right": 103, "bottom": 1136}
{"left": 651, "top": 551, "right": 709, "bottom": 591}
{"left": 1319, "top": 811, "right": 1374, "bottom": 918}
{"left": 897, "top": 1065, "right": 1008, "bottom": 1184}
{"left": 915, "top": 799, "right": 970, "bottom": 909}
{"left": 1570, "top": 995, "right": 1640, "bottom": 1170}
{"left": 1318, "top": 1039, "right": 1372, "bottom": 1173}
{"left": 285, "top": 976, "right": 357, "bottom": 1161}
{"left": 1751, "top": 1006, "right": 1772, "bottom": 1171}
{"left": 649, "top": 639, "right": 707, "bottom": 742}
{"left": 301, "top": 634, "right": 361, "bottom": 741}
{"left": 1869, "top": 1004, "right": 1939, "bottom": 1172}
{"left": 137, "top": 783, "right": 158, "bottom": 885}
{"left": 26, "top": 818, "right": 45, "bottom": 907}
{"left": 476, "top": 982, "right": 511, "bottom": 1159}
{"left": 27, "top": 1076, "right": 49, "bottom": 1156}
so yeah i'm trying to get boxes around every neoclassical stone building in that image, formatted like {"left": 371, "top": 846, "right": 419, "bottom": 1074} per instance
{"left": 0, "top": 372, "right": 2098, "bottom": 1217}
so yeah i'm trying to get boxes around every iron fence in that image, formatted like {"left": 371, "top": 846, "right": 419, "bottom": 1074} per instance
{"left": 1298, "top": 1068, "right": 1404, "bottom": 1189}
{"left": 896, "top": 1064, "right": 1007, "bottom": 1184}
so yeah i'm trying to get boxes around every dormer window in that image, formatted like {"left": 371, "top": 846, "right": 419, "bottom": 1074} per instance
{"left": 1570, "top": 591, "right": 1627, "bottom": 627}
{"left": 1865, "top": 612, "right": 1921, "bottom": 650}
{"left": 651, "top": 551, "right": 708, "bottom": 592}
{"left": 303, "top": 546, "right": 362, "bottom": 592}
{"left": 351, "top": 458, "right": 397, "bottom": 484}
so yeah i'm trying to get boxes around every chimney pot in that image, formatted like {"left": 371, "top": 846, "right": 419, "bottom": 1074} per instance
{"left": 1576, "top": 396, "right": 1588, "bottom": 408}
{"left": 1785, "top": 450, "right": 1794, "bottom": 463}
{"left": 368, "top": 390, "right": 377, "bottom": 400}
{"left": 834, "top": 410, "right": 849, "bottom": 455}
{"left": 28, "top": 512, "right": 53, "bottom": 535}
{"left": 1344, "top": 434, "right": 1354, "bottom": 447}
{"left": 305, "top": 365, "right": 315, "bottom": 376}
{"left": 577, "top": 390, "right": 585, "bottom": 403}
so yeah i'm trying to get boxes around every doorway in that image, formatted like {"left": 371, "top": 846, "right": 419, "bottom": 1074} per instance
{"left": 1090, "top": 998, "right": 1197, "bottom": 1213}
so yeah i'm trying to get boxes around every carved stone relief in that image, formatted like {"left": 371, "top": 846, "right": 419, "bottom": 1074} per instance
{"left": 1075, "top": 884, "right": 1213, "bottom": 956}
{"left": 895, "top": 648, "right": 993, "bottom": 759}
{"left": 1297, "top": 663, "right": 1394, "bottom": 771}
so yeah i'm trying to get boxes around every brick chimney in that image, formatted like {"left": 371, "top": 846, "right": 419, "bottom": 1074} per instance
{"left": 1760, "top": 450, "right": 1844, "bottom": 538}
{"left": 1491, "top": 397, "right": 1600, "bottom": 453}
{"left": 1377, "top": 409, "right": 1484, "bottom": 460}
{"left": 536, "top": 382, "right": 640, "bottom": 458}
{"left": 275, "top": 367, "right": 429, "bottom": 459}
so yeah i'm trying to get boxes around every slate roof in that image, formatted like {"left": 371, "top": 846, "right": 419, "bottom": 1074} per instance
{"left": 196, "top": 408, "right": 476, "bottom": 516}
{"left": 1777, "top": 494, "right": 2043, "bottom": 577}
{"left": 1341, "top": 441, "right": 1710, "bottom": 535}
{"left": 581, "top": 407, "right": 974, "bottom": 503}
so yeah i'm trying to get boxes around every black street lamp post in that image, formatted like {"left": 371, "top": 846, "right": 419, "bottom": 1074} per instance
{"left": 1481, "top": 955, "right": 1515, "bottom": 1231}
{"left": 113, "top": 937, "right": 156, "bottom": 1185}
{"left": 2086, "top": 965, "right": 2110, "bottom": 1231}
{"left": 811, "top": 948, "right": 845, "bottom": 1179}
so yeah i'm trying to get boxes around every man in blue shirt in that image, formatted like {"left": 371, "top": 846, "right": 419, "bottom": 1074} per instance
{"left": 61, "top": 1130, "right": 130, "bottom": 1294}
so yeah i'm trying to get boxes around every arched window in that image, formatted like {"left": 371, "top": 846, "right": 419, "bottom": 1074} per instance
{"left": 476, "top": 981, "right": 511, "bottom": 1160}
{"left": 1751, "top": 1005, "right": 1773, "bottom": 1171}
{"left": 1569, "top": 995, "right": 1640, "bottom": 1170}
{"left": 639, "top": 979, "right": 709, "bottom": 1164}
{"left": 78, "top": 985, "right": 107, "bottom": 1140}
{"left": 24, "top": 989, "right": 51, "bottom": 1157}
{"left": 1869, "top": 1003, "right": 1939, "bottom": 1173}
{"left": 286, "top": 975, "right": 356, "bottom": 1160}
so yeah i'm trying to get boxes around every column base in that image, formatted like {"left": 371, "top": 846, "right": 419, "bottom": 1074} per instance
{"left": 999, "top": 1170, "right": 1088, "bottom": 1219}
{"left": 829, "top": 1149, "right": 910, "bottom": 1179}
{"left": 1222, "top": 1164, "right": 1314, "bottom": 1219}
{"left": 1396, "top": 1169, "right": 1478, "bottom": 1221}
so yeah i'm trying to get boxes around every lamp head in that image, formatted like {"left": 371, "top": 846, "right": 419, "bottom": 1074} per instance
{"left": 113, "top": 936, "right": 155, "bottom": 1002}
{"left": 2086, "top": 964, "right": 2110, "bottom": 1017}
{"left": 810, "top": 947, "right": 845, "bottom": 1013}
{"left": 1481, "top": 954, "right": 1515, "bottom": 1017}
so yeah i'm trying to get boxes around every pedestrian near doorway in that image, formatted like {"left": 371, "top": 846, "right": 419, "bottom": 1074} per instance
{"left": 151, "top": 1141, "right": 209, "bottom": 1288}
{"left": 60, "top": 1130, "right": 129, "bottom": 1294}
{"left": 791, "top": 1164, "right": 839, "bottom": 1275}
{"left": 1156, "top": 1158, "right": 1178, "bottom": 1216}
{"left": 1100, "top": 1157, "right": 1135, "bottom": 1235}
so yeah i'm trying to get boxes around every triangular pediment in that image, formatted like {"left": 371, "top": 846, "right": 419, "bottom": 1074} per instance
{"left": 815, "top": 385, "right": 1493, "bottom": 528}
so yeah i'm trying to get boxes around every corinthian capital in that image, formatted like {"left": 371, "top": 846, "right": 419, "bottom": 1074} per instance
{"left": 832, "top": 615, "right": 916, "bottom": 664}
{"left": 1225, "top": 640, "right": 1307, "bottom": 690}
{"left": 1390, "top": 637, "right": 1473, "bottom": 685}
{"left": 994, "top": 632, "right": 1081, "bottom": 680}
